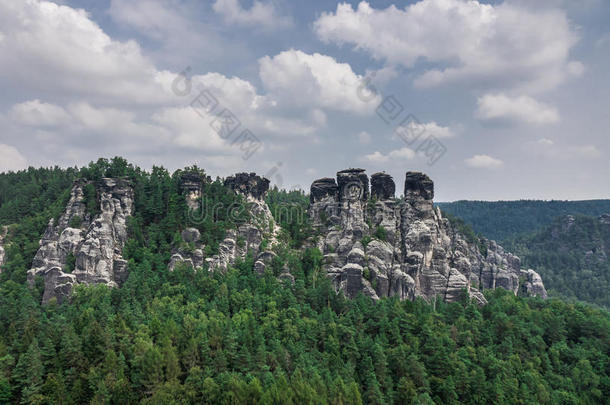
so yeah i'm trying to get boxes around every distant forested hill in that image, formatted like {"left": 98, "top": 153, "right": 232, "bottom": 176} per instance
{"left": 504, "top": 214, "right": 610, "bottom": 308}
{"left": 437, "top": 200, "right": 610, "bottom": 242}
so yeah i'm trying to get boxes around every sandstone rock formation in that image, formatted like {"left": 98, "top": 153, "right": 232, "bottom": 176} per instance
{"left": 0, "top": 226, "right": 7, "bottom": 272}
{"left": 27, "top": 178, "right": 134, "bottom": 303}
{"left": 169, "top": 172, "right": 278, "bottom": 274}
{"left": 224, "top": 172, "right": 270, "bottom": 200}
{"left": 180, "top": 171, "right": 211, "bottom": 211}
{"left": 520, "top": 269, "right": 548, "bottom": 299}
{"left": 310, "top": 170, "right": 546, "bottom": 304}
{"left": 371, "top": 172, "right": 395, "bottom": 200}
{"left": 27, "top": 167, "right": 546, "bottom": 306}
{"left": 167, "top": 227, "right": 206, "bottom": 272}
{"left": 209, "top": 173, "right": 277, "bottom": 272}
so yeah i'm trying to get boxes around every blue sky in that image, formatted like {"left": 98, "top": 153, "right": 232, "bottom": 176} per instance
{"left": 0, "top": 0, "right": 608, "bottom": 201}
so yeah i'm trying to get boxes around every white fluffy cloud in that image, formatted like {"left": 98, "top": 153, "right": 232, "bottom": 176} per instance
{"left": 465, "top": 154, "right": 504, "bottom": 169}
{"left": 0, "top": 144, "right": 28, "bottom": 173}
{"left": 314, "top": 0, "right": 580, "bottom": 93}
{"left": 151, "top": 106, "right": 239, "bottom": 153}
{"left": 364, "top": 147, "right": 415, "bottom": 163}
{"left": 395, "top": 121, "right": 455, "bottom": 140}
{"left": 213, "top": 0, "right": 292, "bottom": 30}
{"left": 1, "top": 0, "right": 383, "bottom": 174}
{"left": 419, "top": 122, "right": 455, "bottom": 139}
{"left": 476, "top": 93, "right": 560, "bottom": 125}
{"left": 10, "top": 100, "right": 71, "bottom": 127}
{"left": 259, "top": 50, "right": 381, "bottom": 114}
{"left": 0, "top": 1, "right": 344, "bottom": 122}
{"left": 0, "top": 0, "right": 175, "bottom": 105}
{"left": 9, "top": 100, "right": 171, "bottom": 147}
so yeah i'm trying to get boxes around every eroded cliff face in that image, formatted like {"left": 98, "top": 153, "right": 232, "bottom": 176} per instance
{"left": 310, "top": 169, "right": 547, "bottom": 304}
{"left": 27, "top": 178, "right": 134, "bottom": 303}
{"left": 169, "top": 172, "right": 280, "bottom": 275}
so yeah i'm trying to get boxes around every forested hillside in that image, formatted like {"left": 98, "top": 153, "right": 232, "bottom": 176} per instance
{"left": 437, "top": 200, "right": 610, "bottom": 242}
{"left": 505, "top": 215, "right": 610, "bottom": 309}
{"left": 0, "top": 159, "right": 608, "bottom": 404}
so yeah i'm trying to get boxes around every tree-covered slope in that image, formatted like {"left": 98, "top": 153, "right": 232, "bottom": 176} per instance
{"left": 505, "top": 214, "right": 610, "bottom": 308}
{"left": 436, "top": 200, "right": 610, "bottom": 242}
{"left": 1, "top": 257, "right": 608, "bottom": 404}
{"left": 0, "top": 159, "right": 608, "bottom": 404}
{"left": 0, "top": 167, "right": 79, "bottom": 226}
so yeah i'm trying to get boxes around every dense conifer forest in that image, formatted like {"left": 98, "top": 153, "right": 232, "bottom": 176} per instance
{"left": 0, "top": 159, "right": 608, "bottom": 404}
{"left": 437, "top": 200, "right": 610, "bottom": 242}
{"left": 504, "top": 215, "right": 610, "bottom": 309}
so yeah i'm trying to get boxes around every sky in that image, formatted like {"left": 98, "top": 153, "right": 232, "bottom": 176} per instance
{"left": 0, "top": 0, "right": 608, "bottom": 201}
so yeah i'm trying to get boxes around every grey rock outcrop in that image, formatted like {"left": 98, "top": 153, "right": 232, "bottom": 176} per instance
{"left": 224, "top": 172, "right": 270, "bottom": 200}
{"left": 168, "top": 227, "right": 205, "bottom": 272}
{"left": 310, "top": 170, "right": 546, "bottom": 304}
{"left": 170, "top": 172, "right": 278, "bottom": 274}
{"left": 404, "top": 172, "right": 434, "bottom": 200}
{"left": 254, "top": 250, "right": 277, "bottom": 275}
{"left": 520, "top": 269, "right": 548, "bottom": 299}
{"left": 180, "top": 171, "right": 210, "bottom": 211}
{"left": 0, "top": 226, "right": 7, "bottom": 272}
{"left": 310, "top": 178, "right": 338, "bottom": 203}
{"left": 168, "top": 174, "right": 208, "bottom": 272}
{"left": 27, "top": 178, "right": 134, "bottom": 303}
{"left": 371, "top": 172, "right": 395, "bottom": 200}
{"left": 206, "top": 173, "right": 277, "bottom": 272}
{"left": 181, "top": 227, "right": 201, "bottom": 243}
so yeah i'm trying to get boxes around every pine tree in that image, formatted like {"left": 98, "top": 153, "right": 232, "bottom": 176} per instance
{"left": 13, "top": 339, "right": 44, "bottom": 404}
{"left": 0, "top": 377, "right": 11, "bottom": 405}
{"left": 395, "top": 377, "right": 416, "bottom": 405}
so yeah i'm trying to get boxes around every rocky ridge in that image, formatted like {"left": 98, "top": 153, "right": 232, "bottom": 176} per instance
{"left": 169, "top": 172, "right": 279, "bottom": 275}
{"left": 310, "top": 169, "right": 547, "bottom": 303}
{"left": 27, "top": 178, "right": 134, "bottom": 303}
{"left": 27, "top": 168, "right": 546, "bottom": 305}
